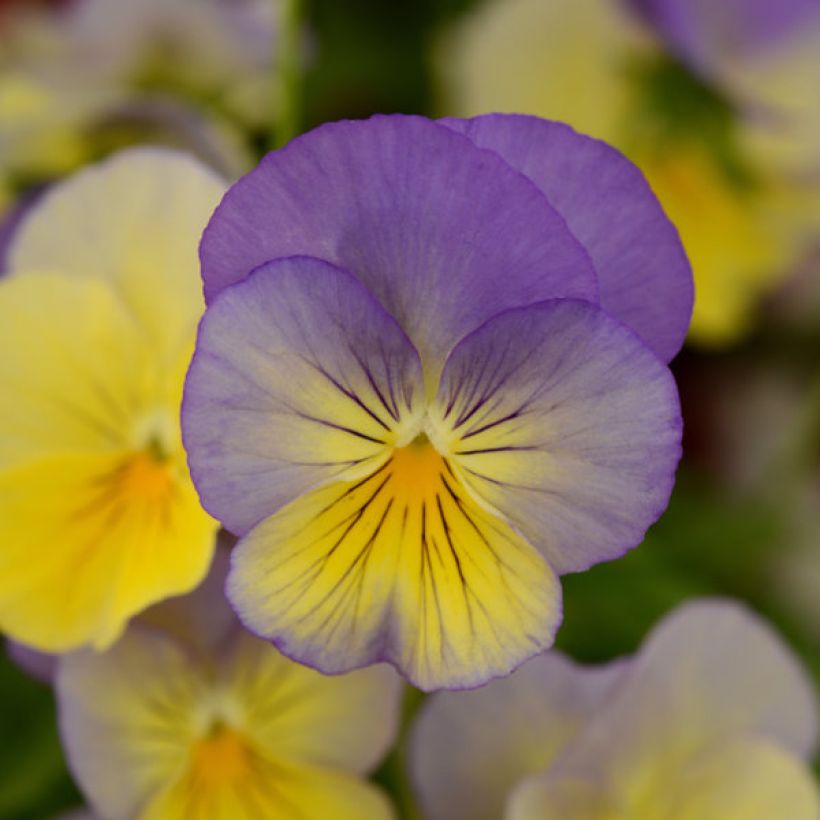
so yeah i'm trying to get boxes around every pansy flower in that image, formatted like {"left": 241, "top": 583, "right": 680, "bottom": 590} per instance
{"left": 439, "top": 0, "right": 820, "bottom": 344}
{"left": 412, "top": 599, "right": 820, "bottom": 819}
{"left": 0, "top": 148, "right": 223, "bottom": 651}
{"left": 56, "top": 546, "right": 401, "bottom": 820}
{"left": 182, "top": 114, "right": 690, "bottom": 690}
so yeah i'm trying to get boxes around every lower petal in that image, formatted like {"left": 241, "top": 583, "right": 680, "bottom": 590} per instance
{"left": 140, "top": 760, "right": 394, "bottom": 820}
{"left": 0, "top": 453, "right": 216, "bottom": 651}
{"left": 228, "top": 453, "right": 561, "bottom": 691}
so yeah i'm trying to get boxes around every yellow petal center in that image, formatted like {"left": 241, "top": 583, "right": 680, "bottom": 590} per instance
{"left": 389, "top": 433, "right": 445, "bottom": 501}
{"left": 190, "top": 722, "right": 252, "bottom": 787}
{"left": 110, "top": 450, "right": 174, "bottom": 505}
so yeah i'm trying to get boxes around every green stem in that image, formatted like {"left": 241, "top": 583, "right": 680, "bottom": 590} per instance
{"left": 274, "top": 0, "right": 304, "bottom": 148}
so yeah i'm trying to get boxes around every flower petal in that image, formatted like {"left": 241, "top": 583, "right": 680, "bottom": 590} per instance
{"left": 410, "top": 652, "right": 626, "bottom": 820}
{"left": 199, "top": 115, "right": 598, "bottom": 374}
{"left": 8, "top": 147, "right": 225, "bottom": 361}
{"left": 0, "top": 452, "right": 215, "bottom": 651}
{"left": 432, "top": 299, "right": 681, "bottom": 575}
{"left": 608, "top": 599, "right": 817, "bottom": 760}
{"left": 227, "top": 457, "right": 562, "bottom": 691}
{"left": 222, "top": 632, "right": 402, "bottom": 775}
{"left": 183, "top": 255, "right": 425, "bottom": 535}
{"left": 442, "top": 114, "right": 693, "bottom": 363}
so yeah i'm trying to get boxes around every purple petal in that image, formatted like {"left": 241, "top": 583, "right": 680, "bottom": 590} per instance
{"left": 200, "top": 115, "right": 598, "bottom": 373}
{"left": 626, "top": 0, "right": 820, "bottom": 65}
{"left": 432, "top": 298, "right": 682, "bottom": 575}
{"left": 182, "top": 255, "right": 425, "bottom": 535}
{"left": 443, "top": 114, "right": 693, "bottom": 363}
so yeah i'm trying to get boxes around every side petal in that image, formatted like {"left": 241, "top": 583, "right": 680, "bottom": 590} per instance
{"left": 221, "top": 631, "right": 403, "bottom": 775}
{"left": 432, "top": 299, "right": 682, "bottom": 575}
{"left": 199, "top": 115, "right": 598, "bottom": 374}
{"left": 410, "top": 651, "right": 626, "bottom": 820}
{"left": 227, "top": 457, "right": 562, "bottom": 691}
{"left": 442, "top": 114, "right": 693, "bottom": 363}
{"left": 182, "top": 255, "right": 425, "bottom": 535}
{"left": 7, "top": 147, "right": 225, "bottom": 360}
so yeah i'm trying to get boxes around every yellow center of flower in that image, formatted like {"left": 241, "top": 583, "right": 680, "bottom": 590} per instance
{"left": 113, "top": 450, "right": 174, "bottom": 504}
{"left": 190, "top": 722, "right": 252, "bottom": 787}
{"left": 389, "top": 432, "right": 447, "bottom": 501}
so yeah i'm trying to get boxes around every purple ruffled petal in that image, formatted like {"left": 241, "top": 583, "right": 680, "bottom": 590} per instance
{"left": 433, "top": 298, "right": 682, "bottom": 575}
{"left": 183, "top": 255, "right": 425, "bottom": 535}
{"left": 443, "top": 114, "right": 693, "bottom": 363}
{"left": 200, "top": 114, "right": 598, "bottom": 374}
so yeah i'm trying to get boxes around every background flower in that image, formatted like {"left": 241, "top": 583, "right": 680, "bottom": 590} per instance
{"left": 412, "top": 599, "right": 819, "bottom": 819}
{"left": 56, "top": 548, "right": 402, "bottom": 820}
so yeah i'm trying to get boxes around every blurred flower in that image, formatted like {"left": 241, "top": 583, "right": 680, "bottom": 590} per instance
{"left": 0, "top": 0, "right": 278, "bottom": 207}
{"left": 0, "top": 147, "right": 223, "bottom": 652}
{"left": 439, "top": 0, "right": 820, "bottom": 345}
{"left": 412, "top": 599, "right": 819, "bottom": 819}
{"left": 182, "top": 113, "right": 688, "bottom": 690}
{"left": 55, "top": 545, "right": 401, "bottom": 820}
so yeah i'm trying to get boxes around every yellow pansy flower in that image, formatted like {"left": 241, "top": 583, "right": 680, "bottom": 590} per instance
{"left": 0, "top": 148, "right": 224, "bottom": 651}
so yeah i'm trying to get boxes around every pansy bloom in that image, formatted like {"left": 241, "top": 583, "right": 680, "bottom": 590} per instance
{"left": 0, "top": 148, "right": 223, "bottom": 651}
{"left": 183, "top": 114, "right": 690, "bottom": 690}
{"left": 57, "top": 547, "right": 402, "bottom": 820}
{"left": 412, "top": 599, "right": 820, "bottom": 819}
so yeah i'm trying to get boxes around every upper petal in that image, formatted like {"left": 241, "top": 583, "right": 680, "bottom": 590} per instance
{"left": 410, "top": 651, "right": 626, "bottom": 820}
{"left": 550, "top": 600, "right": 818, "bottom": 792}
{"left": 7, "top": 147, "right": 225, "bottom": 361}
{"left": 199, "top": 114, "right": 598, "bottom": 374}
{"left": 442, "top": 114, "right": 693, "bottom": 363}
{"left": 182, "top": 255, "right": 425, "bottom": 535}
{"left": 432, "top": 298, "right": 682, "bottom": 575}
